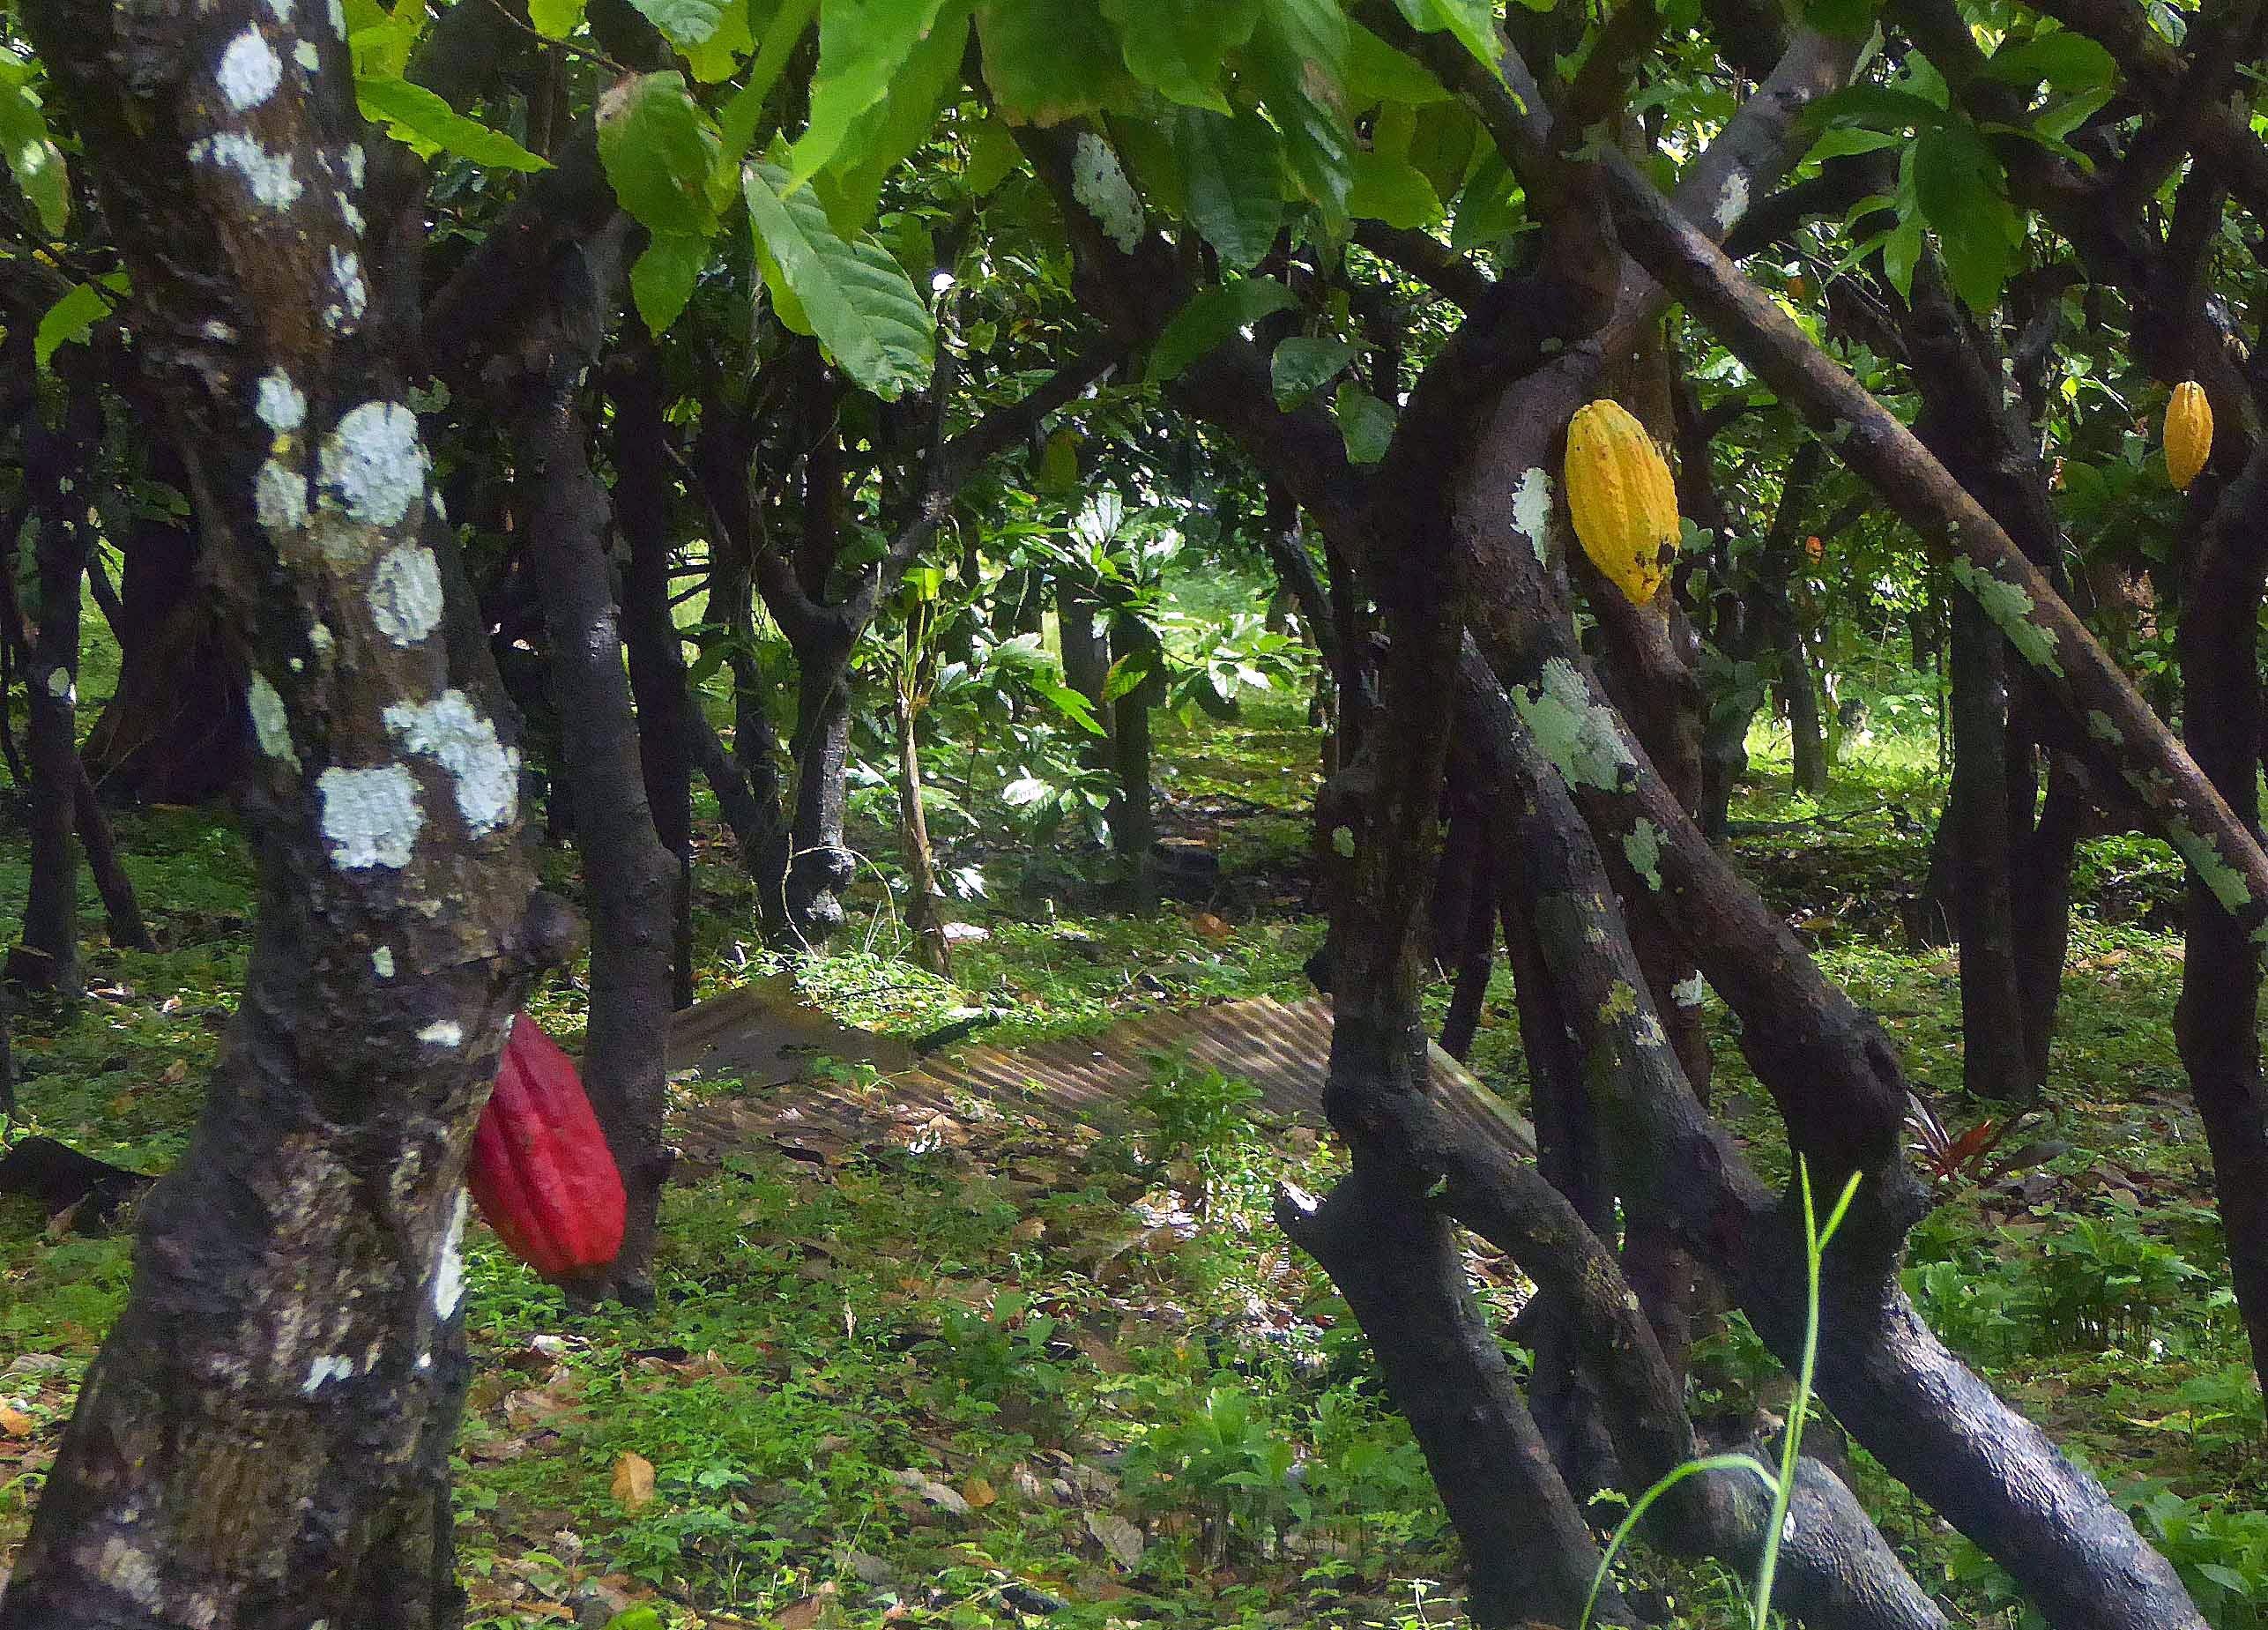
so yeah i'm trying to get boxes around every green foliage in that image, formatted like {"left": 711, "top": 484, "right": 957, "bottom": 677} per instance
{"left": 743, "top": 156, "right": 936, "bottom": 395}
{"left": 356, "top": 75, "right": 551, "bottom": 171}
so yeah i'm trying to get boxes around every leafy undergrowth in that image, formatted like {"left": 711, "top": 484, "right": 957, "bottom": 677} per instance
{"left": 4, "top": 699, "right": 2267, "bottom": 1628}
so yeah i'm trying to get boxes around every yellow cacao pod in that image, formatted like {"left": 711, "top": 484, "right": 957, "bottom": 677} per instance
{"left": 2165, "top": 380, "right": 2212, "bottom": 491}
{"left": 1564, "top": 399, "right": 1681, "bottom": 606}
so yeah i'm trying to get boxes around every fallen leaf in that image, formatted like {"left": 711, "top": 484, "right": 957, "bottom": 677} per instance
{"left": 1190, "top": 912, "right": 1233, "bottom": 943}
{"left": 0, "top": 1404, "right": 34, "bottom": 1437}
{"left": 777, "top": 1588, "right": 832, "bottom": 1630}
{"left": 962, "top": 1475, "right": 997, "bottom": 1509}
{"left": 893, "top": 1468, "right": 971, "bottom": 1515}
{"left": 610, "top": 1451, "right": 656, "bottom": 1512}
{"left": 161, "top": 1059, "right": 190, "bottom": 1085}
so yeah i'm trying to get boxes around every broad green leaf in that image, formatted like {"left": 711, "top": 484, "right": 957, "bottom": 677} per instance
{"left": 965, "top": 115, "right": 1022, "bottom": 193}
{"left": 1348, "top": 148, "right": 1442, "bottom": 227}
{"left": 528, "top": 0, "right": 585, "bottom": 39}
{"left": 356, "top": 76, "right": 552, "bottom": 171}
{"left": 599, "top": 71, "right": 720, "bottom": 235}
{"left": 1390, "top": 0, "right": 1505, "bottom": 82}
{"left": 1037, "top": 428, "right": 1082, "bottom": 490}
{"left": 976, "top": 0, "right": 1134, "bottom": 126}
{"left": 1912, "top": 122, "right": 2018, "bottom": 313}
{"left": 1880, "top": 213, "right": 1922, "bottom": 299}
{"left": 1345, "top": 20, "right": 1448, "bottom": 109}
{"left": 1809, "top": 83, "right": 1946, "bottom": 133}
{"left": 711, "top": 0, "right": 816, "bottom": 204}
{"left": 1804, "top": 125, "right": 1900, "bottom": 162}
{"left": 1450, "top": 150, "right": 1526, "bottom": 250}
{"left": 809, "top": 0, "right": 970, "bottom": 228}
{"left": 1100, "top": 0, "right": 1260, "bottom": 114}
{"left": 0, "top": 88, "right": 69, "bottom": 235}
{"left": 631, "top": 233, "right": 711, "bottom": 335}
{"left": 1107, "top": 113, "right": 1184, "bottom": 218}
{"left": 1407, "top": 100, "right": 1480, "bottom": 200}
{"left": 1334, "top": 382, "right": 1395, "bottom": 464}
{"left": 1802, "top": 0, "right": 1878, "bottom": 40}
{"left": 630, "top": 0, "right": 725, "bottom": 46}
{"left": 743, "top": 157, "right": 936, "bottom": 398}
{"left": 35, "top": 274, "right": 125, "bottom": 370}
{"left": 0, "top": 45, "right": 33, "bottom": 89}
{"left": 789, "top": 0, "right": 948, "bottom": 185}
{"left": 1271, "top": 335, "right": 1357, "bottom": 406}
{"left": 346, "top": 0, "right": 423, "bottom": 78}
{"left": 1146, "top": 276, "right": 1297, "bottom": 383}
{"left": 1174, "top": 106, "right": 1283, "bottom": 271}
{"left": 1247, "top": 0, "right": 1352, "bottom": 218}
{"left": 1982, "top": 32, "right": 2115, "bottom": 93}
{"left": 2033, "top": 86, "right": 2115, "bottom": 142}
{"left": 681, "top": 0, "right": 754, "bottom": 81}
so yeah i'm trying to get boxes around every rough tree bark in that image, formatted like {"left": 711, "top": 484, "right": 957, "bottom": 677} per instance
{"left": 504, "top": 232, "right": 677, "bottom": 1306}
{"left": 0, "top": 0, "right": 571, "bottom": 1618}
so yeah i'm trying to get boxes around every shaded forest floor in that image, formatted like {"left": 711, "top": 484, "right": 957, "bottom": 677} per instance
{"left": 4, "top": 671, "right": 2266, "bottom": 1628}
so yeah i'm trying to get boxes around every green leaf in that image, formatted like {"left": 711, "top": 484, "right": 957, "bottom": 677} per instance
{"left": 599, "top": 71, "right": 720, "bottom": 235}
{"left": 630, "top": 0, "right": 725, "bottom": 45}
{"left": 35, "top": 274, "right": 125, "bottom": 370}
{"left": 1880, "top": 213, "right": 1922, "bottom": 299}
{"left": 356, "top": 75, "right": 552, "bottom": 171}
{"left": 1334, "top": 381, "right": 1395, "bottom": 464}
{"left": 1344, "top": 20, "right": 1448, "bottom": 109}
{"left": 1271, "top": 335, "right": 1357, "bottom": 406}
{"left": 1037, "top": 427, "right": 1082, "bottom": 490}
{"left": 1801, "top": 0, "right": 1878, "bottom": 39}
{"left": 1348, "top": 108, "right": 1442, "bottom": 229}
{"left": 1805, "top": 125, "right": 1900, "bottom": 161}
{"left": 965, "top": 115, "right": 1022, "bottom": 193}
{"left": 1146, "top": 276, "right": 1296, "bottom": 383}
{"left": 743, "top": 157, "right": 936, "bottom": 399}
{"left": 789, "top": 0, "right": 948, "bottom": 185}
{"left": 1247, "top": 0, "right": 1352, "bottom": 217}
{"left": 680, "top": 0, "right": 755, "bottom": 81}
{"left": 1982, "top": 32, "right": 2115, "bottom": 93}
{"left": 1390, "top": 0, "right": 1505, "bottom": 82}
{"left": 632, "top": 233, "right": 711, "bottom": 335}
{"left": 808, "top": 0, "right": 970, "bottom": 228}
{"left": 1450, "top": 149, "right": 1525, "bottom": 250}
{"left": 976, "top": 0, "right": 1134, "bottom": 125}
{"left": 1173, "top": 107, "right": 1283, "bottom": 271}
{"left": 528, "top": 0, "right": 585, "bottom": 37}
{"left": 0, "top": 87, "right": 69, "bottom": 236}
{"left": 1809, "top": 83, "right": 1946, "bottom": 134}
{"left": 714, "top": 0, "right": 814, "bottom": 188}
{"left": 1912, "top": 122, "right": 2018, "bottom": 313}
{"left": 1101, "top": 0, "right": 1260, "bottom": 114}
{"left": 1102, "top": 648, "right": 1156, "bottom": 702}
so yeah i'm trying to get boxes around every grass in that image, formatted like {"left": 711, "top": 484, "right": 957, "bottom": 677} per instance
{"left": 4, "top": 620, "right": 2265, "bottom": 1628}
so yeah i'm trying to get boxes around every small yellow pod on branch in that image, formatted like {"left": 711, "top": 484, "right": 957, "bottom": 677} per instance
{"left": 2165, "top": 380, "right": 2212, "bottom": 491}
{"left": 1565, "top": 399, "right": 1681, "bottom": 606}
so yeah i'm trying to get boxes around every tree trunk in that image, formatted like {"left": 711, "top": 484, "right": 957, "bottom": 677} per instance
{"left": 1058, "top": 582, "right": 1109, "bottom": 714}
{"left": 1947, "top": 592, "right": 2035, "bottom": 1104}
{"left": 1778, "top": 615, "right": 1828, "bottom": 796}
{"left": 613, "top": 347, "right": 697, "bottom": 1011}
{"left": 0, "top": 0, "right": 566, "bottom": 1612}
{"left": 1106, "top": 613, "right": 1159, "bottom": 911}
{"left": 784, "top": 641, "right": 858, "bottom": 943}
{"left": 515, "top": 347, "right": 678, "bottom": 1307}
{"left": 2175, "top": 451, "right": 2268, "bottom": 1396}
{"left": 894, "top": 688, "right": 952, "bottom": 978}
{"left": 74, "top": 762, "right": 156, "bottom": 952}
{"left": 12, "top": 366, "right": 98, "bottom": 999}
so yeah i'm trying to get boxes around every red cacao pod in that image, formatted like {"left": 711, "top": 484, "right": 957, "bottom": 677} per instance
{"left": 468, "top": 1013, "right": 626, "bottom": 1281}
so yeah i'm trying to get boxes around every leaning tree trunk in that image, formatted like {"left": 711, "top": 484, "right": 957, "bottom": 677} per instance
{"left": 613, "top": 346, "right": 697, "bottom": 1012}
{"left": 0, "top": 3, "right": 568, "bottom": 1618}
{"left": 507, "top": 260, "right": 677, "bottom": 1306}
{"left": 11, "top": 362, "right": 99, "bottom": 998}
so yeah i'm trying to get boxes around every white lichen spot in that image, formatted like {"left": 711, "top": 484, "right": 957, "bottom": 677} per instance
{"left": 325, "top": 245, "right": 368, "bottom": 328}
{"left": 429, "top": 488, "right": 447, "bottom": 521}
{"left": 1511, "top": 467, "right": 1553, "bottom": 564}
{"left": 1949, "top": 559, "right": 2064, "bottom": 677}
{"left": 1069, "top": 131, "right": 1143, "bottom": 253}
{"left": 1513, "top": 659, "right": 1637, "bottom": 793}
{"left": 1672, "top": 972, "right": 1707, "bottom": 1008}
{"left": 1622, "top": 817, "right": 1665, "bottom": 891}
{"left": 255, "top": 368, "right": 307, "bottom": 435}
{"left": 2166, "top": 819, "right": 2252, "bottom": 913}
{"left": 339, "top": 194, "right": 365, "bottom": 234}
{"left": 202, "top": 318, "right": 238, "bottom": 342}
{"left": 372, "top": 945, "right": 395, "bottom": 978}
{"left": 217, "top": 26, "right": 282, "bottom": 112}
{"left": 383, "top": 690, "right": 519, "bottom": 835}
{"left": 309, "top": 621, "right": 335, "bottom": 655}
{"left": 317, "top": 763, "right": 423, "bottom": 869}
{"left": 294, "top": 39, "right": 320, "bottom": 70}
{"left": 418, "top": 1019, "right": 465, "bottom": 1047}
{"left": 1714, "top": 170, "right": 1749, "bottom": 233}
{"left": 255, "top": 458, "right": 309, "bottom": 532}
{"left": 44, "top": 666, "right": 72, "bottom": 701}
{"left": 317, "top": 402, "right": 427, "bottom": 525}
{"left": 96, "top": 1537, "right": 164, "bottom": 1607}
{"left": 344, "top": 141, "right": 365, "bottom": 187}
{"left": 368, "top": 543, "right": 443, "bottom": 645}
{"left": 190, "top": 131, "right": 301, "bottom": 210}
{"left": 301, "top": 1354, "right": 354, "bottom": 1394}
{"left": 329, "top": 0, "right": 346, "bottom": 35}
{"left": 265, "top": 0, "right": 293, "bottom": 22}
{"left": 248, "top": 673, "right": 300, "bottom": 768}
{"left": 2086, "top": 709, "right": 2123, "bottom": 746}
{"left": 433, "top": 1188, "right": 469, "bottom": 1319}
